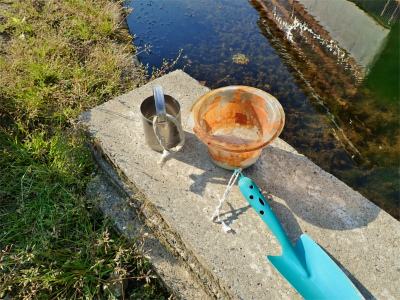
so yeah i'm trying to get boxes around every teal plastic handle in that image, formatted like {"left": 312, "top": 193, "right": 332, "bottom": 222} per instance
{"left": 237, "top": 174, "right": 294, "bottom": 252}
{"left": 235, "top": 171, "right": 364, "bottom": 300}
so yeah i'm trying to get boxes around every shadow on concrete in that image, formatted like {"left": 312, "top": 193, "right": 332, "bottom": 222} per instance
{"left": 319, "top": 244, "right": 376, "bottom": 300}
{"left": 217, "top": 202, "right": 252, "bottom": 234}
{"left": 262, "top": 190, "right": 374, "bottom": 299}
{"left": 172, "top": 131, "right": 381, "bottom": 232}
{"left": 262, "top": 191, "right": 304, "bottom": 245}
{"left": 80, "top": 105, "right": 380, "bottom": 231}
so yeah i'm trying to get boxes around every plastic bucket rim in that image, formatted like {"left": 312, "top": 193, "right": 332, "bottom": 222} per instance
{"left": 190, "top": 85, "right": 285, "bottom": 153}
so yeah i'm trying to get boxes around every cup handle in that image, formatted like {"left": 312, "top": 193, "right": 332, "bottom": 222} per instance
{"left": 153, "top": 86, "right": 167, "bottom": 123}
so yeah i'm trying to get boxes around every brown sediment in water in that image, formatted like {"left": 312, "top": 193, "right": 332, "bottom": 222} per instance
{"left": 250, "top": 0, "right": 399, "bottom": 169}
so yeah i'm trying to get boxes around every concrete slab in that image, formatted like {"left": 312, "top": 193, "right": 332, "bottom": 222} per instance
{"left": 80, "top": 70, "right": 400, "bottom": 300}
{"left": 86, "top": 169, "right": 210, "bottom": 300}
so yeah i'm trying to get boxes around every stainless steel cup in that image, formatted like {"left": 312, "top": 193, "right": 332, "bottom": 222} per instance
{"left": 140, "top": 86, "right": 183, "bottom": 151}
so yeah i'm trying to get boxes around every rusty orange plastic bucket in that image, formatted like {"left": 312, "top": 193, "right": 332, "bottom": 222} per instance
{"left": 189, "top": 86, "right": 285, "bottom": 169}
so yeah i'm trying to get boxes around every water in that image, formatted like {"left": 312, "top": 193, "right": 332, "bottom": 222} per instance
{"left": 124, "top": 0, "right": 399, "bottom": 219}
{"left": 212, "top": 128, "right": 261, "bottom": 144}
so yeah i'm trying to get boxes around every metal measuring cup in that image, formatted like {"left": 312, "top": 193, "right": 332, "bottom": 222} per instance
{"left": 140, "top": 86, "right": 184, "bottom": 151}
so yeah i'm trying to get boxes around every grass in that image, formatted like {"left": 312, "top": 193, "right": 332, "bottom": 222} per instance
{"left": 0, "top": 0, "right": 172, "bottom": 298}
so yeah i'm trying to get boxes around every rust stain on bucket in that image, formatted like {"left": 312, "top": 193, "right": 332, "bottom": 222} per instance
{"left": 207, "top": 146, "right": 262, "bottom": 169}
{"left": 190, "top": 86, "right": 285, "bottom": 169}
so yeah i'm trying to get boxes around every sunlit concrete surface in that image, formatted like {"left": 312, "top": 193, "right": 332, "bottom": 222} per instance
{"left": 81, "top": 70, "right": 400, "bottom": 300}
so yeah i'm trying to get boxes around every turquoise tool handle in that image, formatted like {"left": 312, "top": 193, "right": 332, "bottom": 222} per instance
{"left": 237, "top": 175, "right": 294, "bottom": 252}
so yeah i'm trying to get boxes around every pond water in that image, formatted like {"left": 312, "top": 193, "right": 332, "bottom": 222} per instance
{"left": 124, "top": 0, "right": 399, "bottom": 219}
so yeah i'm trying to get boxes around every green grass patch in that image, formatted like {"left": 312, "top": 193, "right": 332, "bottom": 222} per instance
{"left": 0, "top": 0, "right": 169, "bottom": 298}
{"left": 0, "top": 0, "right": 144, "bottom": 132}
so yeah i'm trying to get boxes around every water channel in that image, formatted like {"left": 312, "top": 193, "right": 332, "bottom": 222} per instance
{"left": 124, "top": 0, "right": 399, "bottom": 219}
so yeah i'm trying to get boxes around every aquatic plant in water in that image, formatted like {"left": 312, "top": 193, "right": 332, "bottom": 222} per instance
{"left": 232, "top": 53, "right": 249, "bottom": 65}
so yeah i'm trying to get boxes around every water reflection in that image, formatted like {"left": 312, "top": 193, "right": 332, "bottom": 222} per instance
{"left": 124, "top": 0, "right": 399, "bottom": 219}
{"left": 294, "top": 0, "right": 391, "bottom": 75}
{"left": 252, "top": 0, "right": 399, "bottom": 167}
